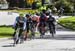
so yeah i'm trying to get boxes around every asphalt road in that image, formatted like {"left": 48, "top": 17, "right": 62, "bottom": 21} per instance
{"left": 0, "top": 30, "right": 75, "bottom": 51}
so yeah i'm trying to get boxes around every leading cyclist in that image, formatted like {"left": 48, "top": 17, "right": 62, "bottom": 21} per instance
{"left": 13, "top": 13, "right": 26, "bottom": 40}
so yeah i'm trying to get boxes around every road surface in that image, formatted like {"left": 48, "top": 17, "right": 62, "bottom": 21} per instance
{"left": 0, "top": 30, "right": 75, "bottom": 51}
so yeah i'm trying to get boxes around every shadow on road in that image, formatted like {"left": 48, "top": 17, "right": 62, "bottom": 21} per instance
{"left": 2, "top": 44, "right": 14, "bottom": 47}
{"left": 54, "top": 35, "right": 75, "bottom": 40}
{"left": 34, "top": 35, "right": 75, "bottom": 40}
{"left": 2, "top": 43, "right": 15, "bottom": 47}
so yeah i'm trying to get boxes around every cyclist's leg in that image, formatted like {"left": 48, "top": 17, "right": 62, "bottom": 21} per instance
{"left": 28, "top": 24, "right": 35, "bottom": 39}
{"left": 20, "top": 29, "right": 25, "bottom": 43}
{"left": 34, "top": 21, "right": 37, "bottom": 30}
{"left": 31, "top": 24, "right": 36, "bottom": 37}
{"left": 19, "top": 29, "right": 23, "bottom": 37}
{"left": 49, "top": 25, "right": 52, "bottom": 34}
{"left": 44, "top": 22, "right": 46, "bottom": 34}
{"left": 39, "top": 26, "right": 45, "bottom": 38}
{"left": 39, "top": 27, "right": 43, "bottom": 37}
{"left": 50, "top": 24, "right": 56, "bottom": 34}
{"left": 31, "top": 28, "right": 35, "bottom": 37}
{"left": 24, "top": 27, "right": 29, "bottom": 40}
{"left": 53, "top": 25, "right": 56, "bottom": 34}
{"left": 16, "top": 29, "right": 23, "bottom": 43}
{"left": 13, "top": 26, "right": 17, "bottom": 37}
{"left": 49, "top": 25, "right": 55, "bottom": 37}
{"left": 13, "top": 26, "right": 18, "bottom": 45}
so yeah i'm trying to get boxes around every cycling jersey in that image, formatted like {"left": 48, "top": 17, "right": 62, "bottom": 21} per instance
{"left": 13, "top": 16, "right": 26, "bottom": 30}
{"left": 38, "top": 13, "right": 47, "bottom": 27}
{"left": 26, "top": 18, "right": 33, "bottom": 32}
{"left": 47, "top": 16, "right": 56, "bottom": 25}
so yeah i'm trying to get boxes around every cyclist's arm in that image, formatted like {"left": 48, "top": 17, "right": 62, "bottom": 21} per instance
{"left": 23, "top": 18, "right": 27, "bottom": 30}
{"left": 23, "top": 22, "right": 26, "bottom": 30}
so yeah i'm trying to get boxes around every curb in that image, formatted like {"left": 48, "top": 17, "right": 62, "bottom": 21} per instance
{"left": 0, "top": 38, "right": 12, "bottom": 42}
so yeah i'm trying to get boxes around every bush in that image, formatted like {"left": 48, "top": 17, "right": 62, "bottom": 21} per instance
{"left": 58, "top": 16, "right": 75, "bottom": 30}
{"left": 0, "top": 27, "right": 14, "bottom": 38}
{"left": 36, "top": 2, "right": 41, "bottom": 9}
{"left": 54, "top": 0, "right": 74, "bottom": 13}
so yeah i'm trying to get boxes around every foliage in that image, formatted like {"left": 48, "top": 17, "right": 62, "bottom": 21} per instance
{"left": 54, "top": 0, "right": 75, "bottom": 13}
{"left": 0, "top": 27, "right": 14, "bottom": 37}
{"left": 0, "top": 26, "right": 39, "bottom": 38}
{"left": 58, "top": 16, "right": 75, "bottom": 30}
{"left": 0, "top": 9, "right": 37, "bottom": 14}
{"left": 36, "top": 1, "right": 41, "bottom": 9}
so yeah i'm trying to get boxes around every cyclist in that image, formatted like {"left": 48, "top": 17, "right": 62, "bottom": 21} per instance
{"left": 38, "top": 10, "right": 47, "bottom": 38}
{"left": 47, "top": 14, "right": 56, "bottom": 37}
{"left": 13, "top": 13, "right": 26, "bottom": 41}
{"left": 25, "top": 14, "right": 34, "bottom": 40}
{"left": 31, "top": 14, "right": 40, "bottom": 31}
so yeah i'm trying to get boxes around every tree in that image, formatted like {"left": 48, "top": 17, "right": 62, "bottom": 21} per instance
{"left": 54, "top": 0, "right": 74, "bottom": 13}
{"left": 18, "top": 0, "right": 25, "bottom": 8}
{"left": 0, "top": 0, "right": 7, "bottom": 4}
{"left": 42, "top": 0, "right": 45, "bottom": 6}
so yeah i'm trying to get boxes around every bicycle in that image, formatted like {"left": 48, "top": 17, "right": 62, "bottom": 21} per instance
{"left": 49, "top": 25, "right": 56, "bottom": 38}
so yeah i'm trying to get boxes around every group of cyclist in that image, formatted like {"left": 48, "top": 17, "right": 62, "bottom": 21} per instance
{"left": 13, "top": 9, "right": 56, "bottom": 41}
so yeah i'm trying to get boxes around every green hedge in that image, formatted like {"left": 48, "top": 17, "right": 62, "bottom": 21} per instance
{"left": 58, "top": 16, "right": 75, "bottom": 30}
{"left": 0, "top": 26, "right": 39, "bottom": 38}
{"left": 0, "top": 9, "right": 38, "bottom": 14}
{"left": 0, "top": 27, "right": 14, "bottom": 38}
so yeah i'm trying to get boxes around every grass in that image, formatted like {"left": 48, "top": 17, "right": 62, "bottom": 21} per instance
{"left": 0, "top": 26, "right": 40, "bottom": 38}
{"left": 58, "top": 16, "right": 75, "bottom": 22}
{"left": 58, "top": 16, "right": 75, "bottom": 30}
{"left": 0, "top": 9, "right": 38, "bottom": 14}
{"left": 0, "top": 27, "right": 14, "bottom": 38}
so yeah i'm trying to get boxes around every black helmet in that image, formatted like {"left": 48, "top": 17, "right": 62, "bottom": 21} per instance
{"left": 42, "top": 10, "right": 46, "bottom": 13}
{"left": 26, "top": 14, "right": 30, "bottom": 17}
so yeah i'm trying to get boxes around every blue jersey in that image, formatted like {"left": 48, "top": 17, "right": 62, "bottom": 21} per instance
{"left": 13, "top": 16, "right": 26, "bottom": 30}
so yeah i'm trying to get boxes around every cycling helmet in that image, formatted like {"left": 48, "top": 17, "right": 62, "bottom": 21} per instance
{"left": 19, "top": 13, "right": 24, "bottom": 17}
{"left": 26, "top": 14, "right": 30, "bottom": 17}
